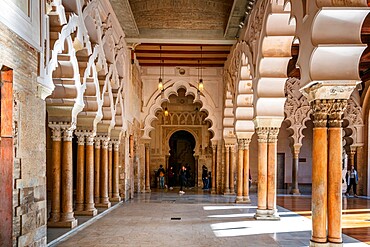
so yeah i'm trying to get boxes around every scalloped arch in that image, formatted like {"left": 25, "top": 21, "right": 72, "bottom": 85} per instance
{"left": 142, "top": 80, "right": 218, "bottom": 139}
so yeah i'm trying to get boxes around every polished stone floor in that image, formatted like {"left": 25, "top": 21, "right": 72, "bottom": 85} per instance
{"left": 48, "top": 189, "right": 369, "bottom": 247}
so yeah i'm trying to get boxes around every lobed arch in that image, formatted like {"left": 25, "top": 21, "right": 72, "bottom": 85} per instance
{"left": 142, "top": 80, "right": 218, "bottom": 140}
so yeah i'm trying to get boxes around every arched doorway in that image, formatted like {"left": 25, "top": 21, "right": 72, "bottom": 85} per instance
{"left": 168, "top": 130, "right": 196, "bottom": 187}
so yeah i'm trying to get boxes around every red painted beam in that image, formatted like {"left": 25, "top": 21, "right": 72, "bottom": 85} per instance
{"left": 0, "top": 67, "right": 13, "bottom": 247}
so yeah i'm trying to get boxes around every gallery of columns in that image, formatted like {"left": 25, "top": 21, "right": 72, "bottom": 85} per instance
{"left": 0, "top": 0, "right": 370, "bottom": 246}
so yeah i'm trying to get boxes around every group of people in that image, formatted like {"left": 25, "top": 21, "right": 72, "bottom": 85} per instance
{"left": 155, "top": 164, "right": 211, "bottom": 194}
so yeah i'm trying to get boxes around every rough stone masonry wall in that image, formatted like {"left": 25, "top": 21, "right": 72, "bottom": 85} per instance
{"left": 0, "top": 22, "right": 47, "bottom": 246}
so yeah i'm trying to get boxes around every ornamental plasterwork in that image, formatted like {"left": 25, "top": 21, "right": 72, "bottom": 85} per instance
{"left": 344, "top": 96, "right": 363, "bottom": 126}
{"left": 284, "top": 77, "right": 311, "bottom": 146}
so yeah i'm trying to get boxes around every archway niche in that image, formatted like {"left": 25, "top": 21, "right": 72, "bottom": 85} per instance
{"left": 168, "top": 130, "right": 196, "bottom": 187}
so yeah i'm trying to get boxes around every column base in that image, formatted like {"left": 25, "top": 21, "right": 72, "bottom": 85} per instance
{"left": 235, "top": 196, "right": 244, "bottom": 203}
{"left": 144, "top": 189, "right": 151, "bottom": 193}
{"left": 224, "top": 189, "right": 231, "bottom": 194}
{"left": 310, "top": 240, "right": 329, "bottom": 247}
{"left": 47, "top": 219, "right": 78, "bottom": 228}
{"left": 74, "top": 209, "right": 98, "bottom": 216}
{"left": 290, "top": 188, "right": 301, "bottom": 195}
{"left": 224, "top": 191, "right": 235, "bottom": 196}
{"left": 254, "top": 209, "right": 280, "bottom": 220}
{"left": 110, "top": 196, "right": 121, "bottom": 202}
{"left": 242, "top": 196, "right": 251, "bottom": 203}
{"left": 211, "top": 188, "right": 217, "bottom": 194}
{"left": 95, "top": 202, "right": 111, "bottom": 209}
{"left": 328, "top": 242, "right": 342, "bottom": 247}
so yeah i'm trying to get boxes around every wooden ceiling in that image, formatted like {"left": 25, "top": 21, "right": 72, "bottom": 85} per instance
{"left": 134, "top": 43, "right": 233, "bottom": 67}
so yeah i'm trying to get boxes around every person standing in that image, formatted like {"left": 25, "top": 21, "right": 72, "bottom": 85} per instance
{"left": 179, "top": 166, "right": 186, "bottom": 194}
{"left": 345, "top": 165, "right": 359, "bottom": 197}
{"left": 202, "top": 165, "right": 209, "bottom": 190}
{"left": 157, "top": 165, "right": 166, "bottom": 189}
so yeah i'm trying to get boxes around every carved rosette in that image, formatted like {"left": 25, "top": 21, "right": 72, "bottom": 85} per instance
{"left": 268, "top": 128, "right": 279, "bottom": 143}
{"left": 328, "top": 99, "right": 347, "bottom": 128}
{"left": 62, "top": 129, "right": 74, "bottom": 142}
{"left": 311, "top": 99, "right": 331, "bottom": 128}
{"left": 256, "top": 127, "right": 269, "bottom": 143}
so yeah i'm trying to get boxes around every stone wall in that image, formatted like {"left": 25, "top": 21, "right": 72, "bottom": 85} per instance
{"left": 0, "top": 22, "right": 47, "bottom": 246}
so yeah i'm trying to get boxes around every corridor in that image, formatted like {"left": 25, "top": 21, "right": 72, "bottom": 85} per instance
{"left": 49, "top": 190, "right": 369, "bottom": 247}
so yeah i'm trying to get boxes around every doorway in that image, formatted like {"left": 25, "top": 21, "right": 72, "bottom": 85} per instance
{"left": 277, "top": 153, "right": 285, "bottom": 190}
{"left": 168, "top": 130, "right": 196, "bottom": 187}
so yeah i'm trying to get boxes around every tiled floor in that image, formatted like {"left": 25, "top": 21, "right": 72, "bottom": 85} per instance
{"left": 48, "top": 189, "right": 369, "bottom": 247}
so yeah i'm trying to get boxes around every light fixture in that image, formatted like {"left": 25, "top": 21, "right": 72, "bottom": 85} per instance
{"left": 158, "top": 45, "right": 164, "bottom": 91}
{"left": 164, "top": 107, "right": 169, "bottom": 117}
{"left": 198, "top": 46, "right": 204, "bottom": 92}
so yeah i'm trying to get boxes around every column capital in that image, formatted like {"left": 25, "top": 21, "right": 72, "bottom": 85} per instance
{"left": 144, "top": 143, "right": 150, "bottom": 148}
{"left": 94, "top": 137, "right": 101, "bottom": 149}
{"left": 328, "top": 99, "right": 347, "bottom": 128}
{"left": 268, "top": 127, "right": 279, "bottom": 143}
{"left": 238, "top": 138, "right": 251, "bottom": 150}
{"left": 101, "top": 137, "right": 110, "bottom": 149}
{"left": 108, "top": 141, "right": 113, "bottom": 151}
{"left": 62, "top": 128, "right": 74, "bottom": 142}
{"left": 50, "top": 125, "right": 62, "bottom": 141}
{"left": 311, "top": 99, "right": 331, "bottom": 128}
{"left": 86, "top": 134, "right": 94, "bottom": 146}
{"left": 256, "top": 127, "right": 269, "bottom": 143}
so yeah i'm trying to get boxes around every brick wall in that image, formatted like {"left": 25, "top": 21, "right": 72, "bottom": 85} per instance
{"left": 0, "top": 22, "right": 47, "bottom": 246}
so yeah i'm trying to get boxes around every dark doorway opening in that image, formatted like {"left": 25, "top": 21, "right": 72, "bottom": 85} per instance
{"left": 168, "top": 130, "right": 196, "bottom": 187}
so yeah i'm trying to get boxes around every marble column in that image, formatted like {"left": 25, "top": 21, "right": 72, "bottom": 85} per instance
{"left": 267, "top": 128, "right": 279, "bottom": 219}
{"left": 97, "top": 137, "right": 111, "bottom": 208}
{"left": 111, "top": 141, "right": 121, "bottom": 201}
{"left": 328, "top": 99, "right": 347, "bottom": 244}
{"left": 211, "top": 143, "right": 217, "bottom": 194}
{"left": 94, "top": 138, "right": 101, "bottom": 204}
{"left": 243, "top": 139, "right": 251, "bottom": 203}
{"left": 75, "top": 133, "right": 85, "bottom": 213}
{"left": 230, "top": 144, "right": 236, "bottom": 194}
{"left": 48, "top": 125, "right": 62, "bottom": 225}
{"left": 108, "top": 141, "right": 113, "bottom": 199}
{"left": 85, "top": 134, "right": 97, "bottom": 215}
{"left": 60, "top": 128, "right": 77, "bottom": 228}
{"left": 236, "top": 139, "right": 244, "bottom": 203}
{"left": 291, "top": 144, "right": 302, "bottom": 195}
{"left": 144, "top": 143, "right": 151, "bottom": 192}
{"left": 224, "top": 144, "right": 231, "bottom": 194}
{"left": 254, "top": 127, "right": 269, "bottom": 220}
{"left": 349, "top": 147, "right": 356, "bottom": 169}
{"left": 310, "top": 99, "right": 330, "bottom": 245}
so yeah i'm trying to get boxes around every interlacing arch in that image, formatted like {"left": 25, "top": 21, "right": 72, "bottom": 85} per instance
{"left": 45, "top": 0, "right": 128, "bottom": 138}
{"left": 142, "top": 80, "right": 218, "bottom": 140}
{"left": 246, "top": 0, "right": 296, "bottom": 127}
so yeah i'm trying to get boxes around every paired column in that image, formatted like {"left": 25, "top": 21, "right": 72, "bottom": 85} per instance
{"left": 236, "top": 138, "right": 251, "bottom": 203}
{"left": 291, "top": 144, "right": 302, "bottom": 195}
{"left": 144, "top": 143, "right": 151, "bottom": 192}
{"left": 111, "top": 140, "right": 121, "bottom": 201}
{"left": 94, "top": 138, "right": 101, "bottom": 204}
{"left": 224, "top": 144, "right": 231, "bottom": 194}
{"left": 97, "top": 137, "right": 111, "bottom": 208}
{"left": 75, "top": 131, "right": 97, "bottom": 216}
{"left": 254, "top": 127, "right": 279, "bottom": 220}
{"left": 310, "top": 99, "right": 347, "bottom": 246}
{"left": 108, "top": 141, "right": 113, "bottom": 199}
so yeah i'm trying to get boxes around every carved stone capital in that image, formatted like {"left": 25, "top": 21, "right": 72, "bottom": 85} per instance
{"left": 114, "top": 142, "right": 120, "bottom": 152}
{"left": 310, "top": 99, "right": 330, "bottom": 128}
{"left": 50, "top": 126, "right": 62, "bottom": 142}
{"left": 256, "top": 127, "right": 269, "bottom": 143}
{"left": 62, "top": 129, "right": 74, "bottom": 142}
{"left": 86, "top": 135, "right": 94, "bottom": 146}
{"left": 94, "top": 138, "right": 101, "bottom": 149}
{"left": 328, "top": 99, "right": 347, "bottom": 128}
{"left": 268, "top": 128, "right": 279, "bottom": 143}
{"left": 101, "top": 137, "right": 110, "bottom": 149}
{"left": 238, "top": 138, "right": 251, "bottom": 150}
